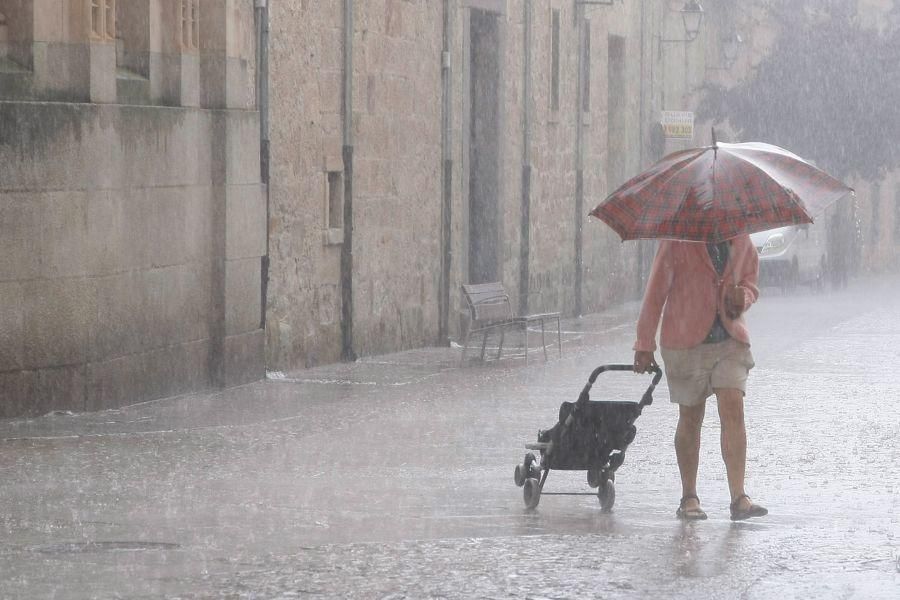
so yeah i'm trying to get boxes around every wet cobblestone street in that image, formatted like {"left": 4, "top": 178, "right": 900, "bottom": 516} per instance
{"left": 1, "top": 279, "right": 899, "bottom": 598}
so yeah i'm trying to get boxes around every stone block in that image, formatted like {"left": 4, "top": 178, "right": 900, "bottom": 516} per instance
{"left": 149, "top": 51, "right": 181, "bottom": 106}
{"left": 33, "top": 0, "right": 64, "bottom": 43}
{"left": 226, "top": 112, "right": 262, "bottom": 185}
{"left": 0, "top": 281, "right": 24, "bottom": 371}
{"left": 85, "top": 340, "right": 211, "bottom": 412}
{"left": 225, "top": 257, "right": 262, "bottom": 336}
{"left": 142, "top": 342, "right": 201, "bottom": 402}
{"left": 113, "top": 106, "right": 205, "bottom": 190}
{"left": 84, "top": 353, "right": 148, "bottom": 412}
{"left": 225, "top": 56, "right": 252, "bottom": 110}
{"left": 41, "top": 190, "right": 89, "bottom": 278}
{"left": 226, "top": 184, "right": 266, "bottom": 260}
{"left": 18, "top": 365, "right": 87, "bottom": 416}
{"left": 140, "top": 265, "right": 187, "bottom": 350}
{"left": 23, "top": 278, "right": 96, "bottom": 369}
{"left": 223, "top": 329, "right": 264, "bottom": 388}
{"left": 179, "top": 53, "right": 201, "bottom": 107}
{"left": 0, "top": 193, "right": 42, "bottom": 281}
{"left": 116, "top": 72, "right": 152, "bottom": 105}
{"left": 140, "top": 186, "right": 189, "bottom": 268}
{"left": 184, "top": 186, "right": 213, "bottom": 261}
{"left": 87, "top": 190, "right": 134, "bottom": 275}
{"left": 200, "top": 53, "right": 227, "bottom": 108}
{"left": 179, "top": 261, "right": 212, "bottom": 344}
{"left": 92, "top": 272, "right": 147, "bottom": 361}
{"left": 0, "top": 372, "right": 29, "bottom": 418}
{"left": 31, "top": 42, "right": 91, "bottom": 102}
{"left": 89, "top": 42, "right": 116, "bottom": 103}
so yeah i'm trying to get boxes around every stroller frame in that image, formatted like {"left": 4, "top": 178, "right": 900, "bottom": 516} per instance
{"left": 513, "top": 364, "right": 662, "bottom": 511}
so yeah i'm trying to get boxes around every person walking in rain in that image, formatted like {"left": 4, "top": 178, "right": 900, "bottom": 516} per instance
{"left": 632, "top": 235, "right": 768, "bottom": 521}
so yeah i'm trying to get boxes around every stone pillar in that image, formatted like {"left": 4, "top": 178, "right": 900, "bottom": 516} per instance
{"left": 202, "top": 0, "right": 265, "bottom": 388}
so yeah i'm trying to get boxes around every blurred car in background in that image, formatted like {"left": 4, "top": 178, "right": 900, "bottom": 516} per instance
{"left": 749, "top": 223, "right": 828, "bottom": 291}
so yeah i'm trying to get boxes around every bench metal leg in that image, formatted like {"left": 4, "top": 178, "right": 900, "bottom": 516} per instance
{"left": 541, "top": 319, "right": 547, "bottom": 361}
{"left": 460, "top": 328, "right": 470, "bottom": 366}
{"left": 497, "top": 327, "right": 505, "bottom": 360}
{"left": 480, "top": 329, "right": 489, "bottom": 362}
{"left": 556, "top": 316, "right": 562, "bottom": 357}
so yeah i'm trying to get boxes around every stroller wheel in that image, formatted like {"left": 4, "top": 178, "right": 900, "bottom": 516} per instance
{"left": 587, "top": 469, "right": 601, "bottom": 488}
{"left": 598, "top": 479, "right": 615, "bottom": 512}
{"left": 514, "top": 464, "right": 527, "bottom": 487}
{"left": 523, "top": 478, "right": 542, "bottom": 509}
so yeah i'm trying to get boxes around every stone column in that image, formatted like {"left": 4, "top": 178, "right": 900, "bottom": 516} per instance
{"left": 201, "top": 0, "right": 265, "bottom": 388}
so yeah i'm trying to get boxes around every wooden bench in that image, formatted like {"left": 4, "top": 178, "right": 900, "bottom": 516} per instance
{"left": 460, "top": 282, "right": 562, "bottom": 365}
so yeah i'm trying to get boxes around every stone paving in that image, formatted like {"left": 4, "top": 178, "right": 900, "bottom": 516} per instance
{"left": 1, "top": 279, "right": 899, "bottom": 598}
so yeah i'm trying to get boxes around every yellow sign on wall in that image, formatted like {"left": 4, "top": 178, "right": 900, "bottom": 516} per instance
{"left": 661, "top": 111, "right": 694, "bottom": 140}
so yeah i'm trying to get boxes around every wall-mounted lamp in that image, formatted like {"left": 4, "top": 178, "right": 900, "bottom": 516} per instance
{"left": 680, "top": 1, "right": 705, "bottom": 42}
{"left": 658, "top": 1, "right": 705, "bottom": 58}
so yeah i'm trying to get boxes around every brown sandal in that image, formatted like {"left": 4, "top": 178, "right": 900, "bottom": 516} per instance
{"left": 676, "top": 495, "right": 708, "bottom": 520}
{"left": 729, "top": 494, "right": 768, "bottom": 521}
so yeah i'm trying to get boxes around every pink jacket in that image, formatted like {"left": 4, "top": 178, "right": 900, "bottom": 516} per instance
{"left": 634, "top": 235, "right": 760, "bottom": 352}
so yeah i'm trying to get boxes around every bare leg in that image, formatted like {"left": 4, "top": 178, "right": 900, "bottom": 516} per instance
{"left": 675, "top": 402, "right": 706, "bottom": 510}
{"left": 715, "top": 388, "right": 750, "bottom": 509}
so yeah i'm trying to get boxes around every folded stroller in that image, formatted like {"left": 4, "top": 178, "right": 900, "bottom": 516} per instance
{"left": 513, "top": 364, "right": 662, "bottom": 511}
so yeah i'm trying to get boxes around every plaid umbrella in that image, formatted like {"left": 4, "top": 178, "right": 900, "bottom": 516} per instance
{"left": 590, "top": 140, "right": 853, "bottom": 243}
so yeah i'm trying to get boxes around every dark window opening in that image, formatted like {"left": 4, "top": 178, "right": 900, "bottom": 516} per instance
{"left": 582, "top": 19, "right": 591, "bottom": 113}
{"left": 550, "top": 9, "right": 560, "bottom": 112}
{"left": 116, "top": 1, "right": 149, "bottom": 79}
{"left": 894, "top": 187, "right": 900, "bottom": 241}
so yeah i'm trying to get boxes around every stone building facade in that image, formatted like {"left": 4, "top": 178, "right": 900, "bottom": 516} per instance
{"left": 0, "top": 0, "right": 266, "bottom": 417}
{"left": 1, "top": 0, "right": 754, "bottom": 416}
{"left": 265, "top": 0, "right": 740, "bottom": 371}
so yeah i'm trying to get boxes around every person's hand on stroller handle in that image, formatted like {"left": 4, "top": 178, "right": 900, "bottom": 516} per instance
{"left": 633, "top": 351, "right": 658, "bottom": 373}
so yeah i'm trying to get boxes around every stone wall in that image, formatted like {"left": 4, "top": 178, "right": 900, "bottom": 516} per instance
{"left": 267, "top": 0, "right": 684, "bottom": 370}
{"left": 266, "top": 0, "right": 744, "bottom": 370}
{"left": 0, "top": 0, "right": 264, "bottom": 418}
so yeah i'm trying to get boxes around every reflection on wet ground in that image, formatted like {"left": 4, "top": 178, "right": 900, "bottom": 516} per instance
{"left": 1, "top": 279, "right": 899, "bottom": 598}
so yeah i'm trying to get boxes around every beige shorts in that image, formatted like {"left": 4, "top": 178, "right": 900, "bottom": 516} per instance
{"left": 660, "top": 338, "right": 755, "bottom": 407}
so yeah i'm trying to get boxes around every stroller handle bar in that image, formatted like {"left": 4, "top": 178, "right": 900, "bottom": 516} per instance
{"left": 577, "top": 364, "right": 663, "bottom": 408}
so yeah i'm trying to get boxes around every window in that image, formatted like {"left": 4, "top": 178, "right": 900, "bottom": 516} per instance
{"left": 181, "top": 0, "right": 199, "bottom": 50}
{"left": 550, "top": 9, "right": 560, "bottom": 112}
{"left": 323, "top": 170, "right": 344, "bottom": 245}
{"left": 582, "top": 20, "right": 591, "bottom": 113}
{"left": 90, "top": 0, "right": 115, "bottom": 41}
